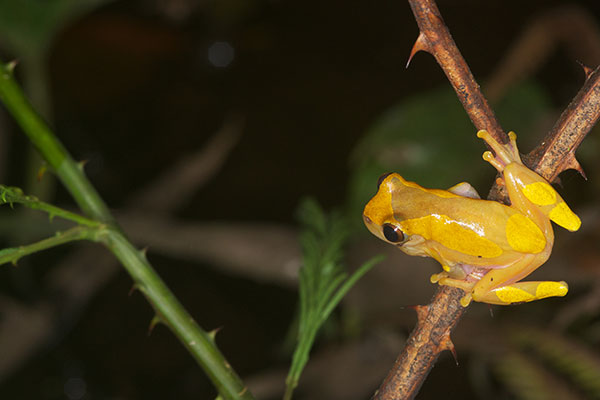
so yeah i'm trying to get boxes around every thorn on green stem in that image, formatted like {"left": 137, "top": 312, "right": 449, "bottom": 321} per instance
{"left": 128, "top": 283, "right": 140, "bottom": 296}
{"left": 208, "top": 326, "right": 222, "bottom": 341}
{"left": 148, "top": 315, "right": 162, "bottom": 335}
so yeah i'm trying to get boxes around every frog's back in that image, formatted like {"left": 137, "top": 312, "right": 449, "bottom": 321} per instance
{"left": 393, "top": 187, "right": 534, "bottom": 263}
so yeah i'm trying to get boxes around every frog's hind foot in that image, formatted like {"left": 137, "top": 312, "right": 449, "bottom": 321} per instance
{"left": 477, "top": 130, "right": 523, "bottom": 172}
{"left": 474, "top": 280, "right": 568, "bottom": 305}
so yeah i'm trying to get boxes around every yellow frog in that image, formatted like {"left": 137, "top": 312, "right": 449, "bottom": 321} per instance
{"left": 363, "top": 130, "right": 581, "bottom": 306}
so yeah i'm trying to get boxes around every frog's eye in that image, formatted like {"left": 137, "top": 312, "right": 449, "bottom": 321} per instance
{"left": 377, "top": 172, "right": 393, "bottom": 190}
{"left": 382, "top": 223, "right": 404, "bottom": 243}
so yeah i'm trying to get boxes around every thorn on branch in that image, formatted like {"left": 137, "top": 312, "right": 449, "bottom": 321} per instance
{"left": 408, "top": 304, "right": 430, "bottom": 325}
{"left": 438, "top": 331, "right": 458, "bottom": 366}
{"left": 576, "top": 60, "right": 594, "bottom": 81}
{"left": 565, "top": 155, "right": 587, "bottom": 179}
{"left": 406, "top": 32, "right": 431, "bottom": 68}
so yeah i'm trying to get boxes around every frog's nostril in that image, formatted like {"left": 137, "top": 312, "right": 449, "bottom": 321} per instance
{"left": 363, "top": 215, "right": 372, "bottom": 224}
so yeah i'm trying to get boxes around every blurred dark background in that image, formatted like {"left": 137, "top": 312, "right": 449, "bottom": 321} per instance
{"left": 1, "top": 1, "right": 600, "bottom": 399}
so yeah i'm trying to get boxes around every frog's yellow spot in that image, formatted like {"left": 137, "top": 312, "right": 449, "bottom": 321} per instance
{"left": 506, "top": 214, "right": 546, "bottom": 253}
{"left": 442, "top": 265, "right": 450, "bottom": 272}
{"left": 401, "top": 215, "right": 502, "bottom": 258}
{"left": 549, "top": 202, "right": 581, "bottom": 232}
{"left": 535, "top": 281, "right": 568, "bottom": 299}
{"left": 523, "top": 181, "right": 556, "bottom": 206}
{"left": 495, "top": 286, "right": 535, "bottom": 303}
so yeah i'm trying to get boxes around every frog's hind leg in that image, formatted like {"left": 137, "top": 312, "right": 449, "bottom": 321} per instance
{"left": 477, "top": 280, "right": 568, "bottom": 305}
{"left": 477, "top": 130, "right": 581, "bottom": 232}
{"left": 469, "top": 254, "right": 568, "bottom": 306}
{"left": 503, "top": 164, "right": 581, "bottom": 232}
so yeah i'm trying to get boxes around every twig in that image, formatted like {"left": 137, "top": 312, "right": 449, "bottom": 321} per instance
{"left": 374, "top": 1, "right": 599, "bottom": 399}
{"left": 0, "top": 226, "right": 101, "bottom": 266}
{"left": 0, "top": 185, "right": 101, "bottom": 228}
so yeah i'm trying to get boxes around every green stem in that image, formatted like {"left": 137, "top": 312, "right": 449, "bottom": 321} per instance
{"left": 0, "top": 226, "right": 102, "bottom": 266}
{"left": 284, "top": 322, "right": 319, "bottom": 400}
{"left": 0, "top": 61, "right": 254, "bottom": 400}
{"left": 0, "top": 62, "right": 111, "bottom": 223}
{"left": 21, "top": 51, "right": 56, "bottom": 202}
{"left": 0, "top": 185, "right": 100, "bottom": 228}
{"left": 104, "top": 229, "right": 251, "bottom": 399}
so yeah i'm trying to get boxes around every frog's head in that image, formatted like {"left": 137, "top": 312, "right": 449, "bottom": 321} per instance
{"left": 363, "top": 172, "right": 432, "bottom": 257}
{"left": 363, "top": 172, "right": 408, "bottom": 245}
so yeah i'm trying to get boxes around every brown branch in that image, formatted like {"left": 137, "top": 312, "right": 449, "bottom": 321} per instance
{"left": 406, "top": 0, "right": 505, "bottom": 142}
{"left": 374, "top": 1, "right": 600, "bottom": 399}
{"left": 525, "top": 66, "right": 600, "bottom": 182}
{"left": 374, "top": 286, "right": 464, "bottom": 399}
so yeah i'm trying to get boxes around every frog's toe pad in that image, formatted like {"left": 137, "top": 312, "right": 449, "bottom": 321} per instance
{"left": 535, "top": 281, "right": 568, "bottom": 299}
{"left": 460, "top": 294, "right": 472, "bottom": 307}
{"left": 430, "top": 272, "right": 446, "bottom": 284}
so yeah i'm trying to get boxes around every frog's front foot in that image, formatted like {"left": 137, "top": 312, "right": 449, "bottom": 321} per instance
{"left": 460, "top": 293, "right": 473, "bottom": 307}
{"left": 432, "top": 274, "right": 478, "bottom": 307}
{"left": 430, "top": 271, "right": 447, "bottom": 284}
{"left": 477, "top": 130, "right": 523, "bottom": 173}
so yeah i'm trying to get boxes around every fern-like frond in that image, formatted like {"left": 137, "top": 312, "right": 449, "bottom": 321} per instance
{"left": 283, "top": 198, "right": 382, "bottom": 400}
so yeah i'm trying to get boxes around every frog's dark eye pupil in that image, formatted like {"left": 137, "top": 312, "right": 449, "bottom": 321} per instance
{"left": 377, "top": 172, "right": 393, "bottom": 190}
{"left": 383, "top": 223, "right": 403, "bottom": 243}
